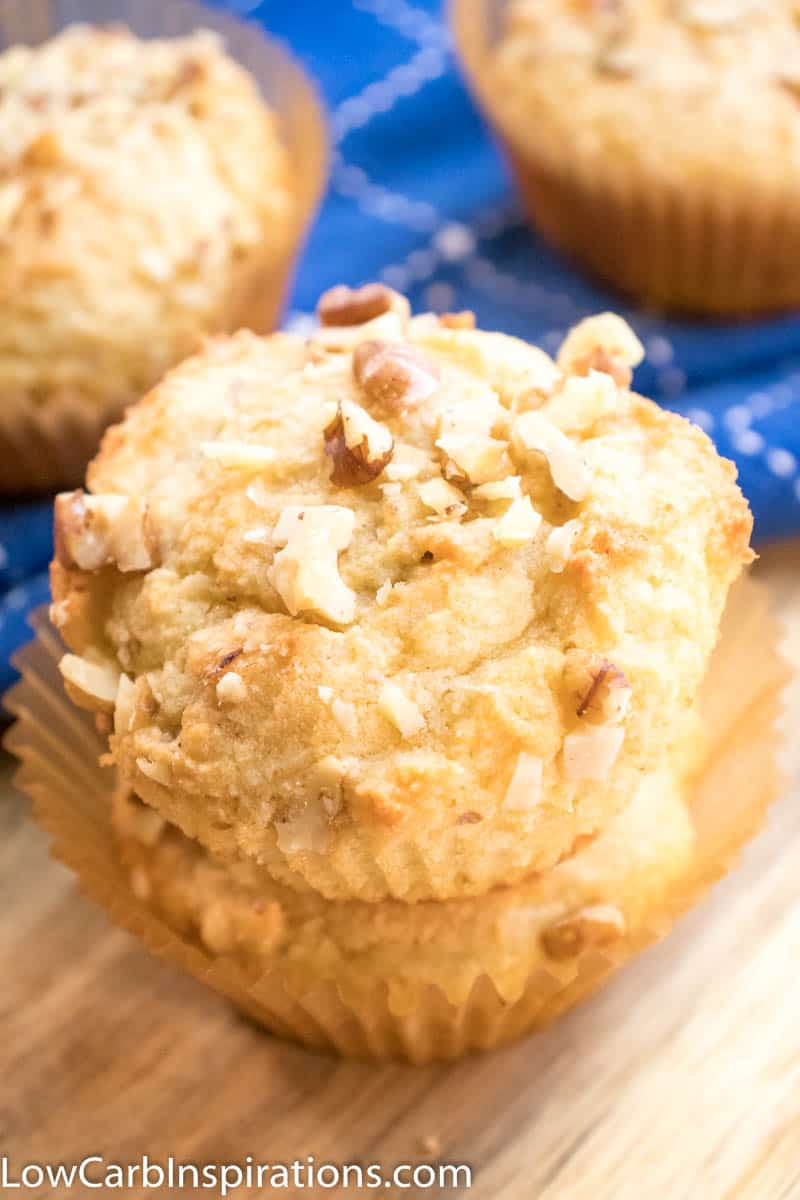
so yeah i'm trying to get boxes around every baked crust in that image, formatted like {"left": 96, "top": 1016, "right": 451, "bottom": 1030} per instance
{"left": 51, "top": 294, "right": 752, "bottom": 900}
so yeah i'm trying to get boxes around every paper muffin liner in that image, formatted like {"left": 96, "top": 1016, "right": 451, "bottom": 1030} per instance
{"left": 450, "top": 0, "right": 800, "bottom": 316}
{"left": 0, "top": 0, "right": 328, "bottom": 493}
{"left": 4, "top": 576, "right": 789, "bottom": 1062}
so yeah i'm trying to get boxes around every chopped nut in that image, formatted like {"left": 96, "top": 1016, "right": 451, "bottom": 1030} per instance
{"left": 216, "top": 671, "right": 247, "bottom": 704}
{"left": 375, "top": 579, "right": 393, "bottom": 606}
{"left": 504, "top": 752, "right": 544, "bottom": 811}
{"left": 269, "top": 505, "right": 356, "bottom": 626}
{"left": 378, "top": 682, "right": 426, "bottom": 738}
{"left": 114, "top": 673, "right": 137, "bottom": 735}
{"left": 383, "top": 444, "right": 432, "bottom": 482}
{"left": 544, "top": 371, "right": 622, "bottom": 433}
{"left": 492, "top": 496, "right": 542, "bottom": 547}
{"left": 436, "top": 432, "right": 510, "bottom": 486}
{"left": 546, "top": 519, "right": 581, "bottom": 573}
{"left": 54, "top": 490, "right": 159, "bottom": 573}
{"left": 324, "top": 399, "right": 394, "bottom": 487}
{"left": 275, "top": 756, "right": 345, "bottom": 852}
{"left": 418, "top": 477, "right": 467, "bottom": 518}
{"left": 317, "top": 686, "right": 358, "bottom": 736}
{"left": 136, "top": 756, "right": 172, "bottom": 786}
{"left": 472, "top": 476, "right": 522, "bottom": 504}
{"left": 562, "top": 725, "right": 625, "bottom": 781}
{"left": 511, "top": 412, "right": 591, "bottom": 501}
{"left": 541, "top": 904, "right": 626, "bottom": 960}
{"left": 564, "top": 651, "right": 631, "bottom": 723}
{"left": 317, "top": 282, "right": 409, "bottom": 327}
{"left": 439, "top": 311, "right": 475, "bottom": 329}
{"left": 456, "top": 811, "right": 482, "bottom": 825}
{"left": 353, "top": 340, "right": 439, "bottom": 412}
{"left": 201, "top": 441, "right": 277, "bottom": 469}
{"left": 313, "top": 310, "right": 406, "bottom": 351}
{"left": 557, "top": 313, "right": 643, "bottom": 388}
{"left": 60, "top": 653, "right": 121, "bottom": 712}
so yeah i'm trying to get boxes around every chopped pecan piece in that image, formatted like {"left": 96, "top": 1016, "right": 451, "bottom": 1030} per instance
{"left": 564, "top": 651, "right": 631, "bottom": 723}
{"left": 541, "top": 904, "right": 626, "bottom": 960}
{"left": 317, "top": 283, "right": 409, "bottom": 327}
{"left": 54, "top": 490, "right": 159, "bottom": 573}
{"left": 353, "top": 340, "right": 439, "bottom": 412}
{"left": 324, "top": 399, "right": 394, "bottom": 486}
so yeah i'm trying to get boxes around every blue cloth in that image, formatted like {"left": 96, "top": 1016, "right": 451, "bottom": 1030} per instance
{"left": 2, "top": 0, "right": 800, "bottom": 695}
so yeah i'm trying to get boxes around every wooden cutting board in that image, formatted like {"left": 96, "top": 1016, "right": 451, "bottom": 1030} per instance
{"left": 2, "top": 542, "right": 799, "bottom": 1200}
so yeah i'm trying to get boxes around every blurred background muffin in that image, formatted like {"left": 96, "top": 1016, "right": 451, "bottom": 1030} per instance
{"left": 0, "top": 21, "right": 319, "bottom": 492}
{"left": 453, "top": 0, "right": 800, "bottom": 315}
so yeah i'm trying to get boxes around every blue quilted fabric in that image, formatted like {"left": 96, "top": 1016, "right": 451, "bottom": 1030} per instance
{"left": 2, "top": 0, "right": 799, "bottom": 693}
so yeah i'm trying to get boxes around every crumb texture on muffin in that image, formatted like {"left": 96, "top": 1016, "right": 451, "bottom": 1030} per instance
{"left": 112, "top": 767, "right": 695, "bottom": 1007}
{"left": 0, "top": 24, "right": 292, "bottom": 415}
{"left": 51, "top": 287, "right": 752, "bottom": 900}
{"left": 492, "top": 0, "right": 800, "bottom": 191}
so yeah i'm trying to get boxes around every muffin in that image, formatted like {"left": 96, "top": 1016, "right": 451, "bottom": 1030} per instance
{"left": 49, "top": 285, "right": 752, "bottom": 902}
{"left": 0, "top": 23, "right": 301, "bottom": 492}
{"left": 453, "top": 0, "right": 800, "bottom": 314}
{"left": 112, "top": 768, "right": 695, "bottom": 1059}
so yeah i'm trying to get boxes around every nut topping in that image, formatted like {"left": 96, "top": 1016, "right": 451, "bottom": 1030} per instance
{"left": 378, "top": 681, "right": 426, "bottom": 738}
{"left": 269, "top": 505, "right": 356, "bottom": 627}
{"left": 557, "top": 314, "right": 644, "bottom": 388}
{"left": 545, "top": 519, "right": 581, "bottom": 573}
{"left": 503, "top": 751, "right": 544, "bottom": 810}
{"left": 564, "top": 651, "right": 631, "bottom": 723}
{"left": 436, "top": 432, "right": 510, "bottom": 486}
{"left": 353, "top": 340, "right": 440, "bottom": 412}
{"left": 439, "top": 310, "right": 476, "bottom": 329}
{"left": 54, "top": 490, "right": 159, "bottom": 573}
{"left": 562, "top": 724, "right": 625, "bottom": 781}
{"left": 59, "top": 653, "right": 121, "bottom": 712}
{"left": 317, "top": 283, "right": 409, "bottom": 327}
{"left": 511, "top": 412, "right": 591, "bottom": 501}
{"left": 324, "top": 399, "right": 394, "bottom": 487}
{"left": 541, "top": 904, "right": 626, "bottom": 961}
{"left": 492, "top": 496, "right": 542, "bottom": 547}
{"left": 417, "top": 477, "right": 467, "bottom": 518}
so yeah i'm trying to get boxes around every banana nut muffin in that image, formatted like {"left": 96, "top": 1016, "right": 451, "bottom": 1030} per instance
{"left": 50, "top": 285, "right": 752, "bottom": 901}
{"left": 112, "top": 767, "right": 694, "bottom": 1028}
{"left": 0, "top": 23, "right": 293, "bottom": 490}
{"left": 458, "top": 0, "right": 800, "bottom": 312}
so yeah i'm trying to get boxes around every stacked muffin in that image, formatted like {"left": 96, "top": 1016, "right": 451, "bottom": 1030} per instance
{"left": 50, "top": 286, "right": 753, "bottom": 1058}
{"left": 0, "top": 23, "right": 303, "bottom": 491}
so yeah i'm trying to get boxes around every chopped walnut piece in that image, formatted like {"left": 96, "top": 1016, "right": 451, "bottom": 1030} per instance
{"left": 417, "top": 477, "right": 467, "bottom": 518}
{"left": 472, "top": 476, "right": 522, "bottom": 504}
{"left": 378, "top": 682, "right": 426, "bottom": 738}
{"left": 54, "top": 490, "right": 159, "bottom": 573}
{"left": 439, "top": 310, "right": 476, "bottom": 329}
{"left": 562, "top": 724, "right": 625, "bottom": 781}
{"left": 384, "top": 444, "right": 432, "bottom": 482}
{"left": 436, "top": 432, "right": 510, "bottom": 486}
{"left": 546, "top": 519, "right": 581, "bottom": 573}
{"left": 544, "top": 371, "right": 623, "bottom": 433}
{"left": 557, "top": 313, "right": 644, "bottom": 388}
{"left": 136, "top": 755, "right": 172, "bottom": 786}
{"left": 324, "top": 399, "right": 394, "bottom": 487}
{"left": 353, "top": 340, "right": 439, "bottom": 412}
{"left": 60, "top": 654, "right": 121, "bottom": 713}
{"left": 114, "top": 674, "right": 137, "bottom": 735}
{"left": 511, "top": 412, "right": 591, "bottom": 501}
{"left": 275, "top": 756, "right": 345, "bottom": 852}
{"left": 201, "top": 441, "right": 277, "bottom": 469}
{"left": 216, "top": 671, "right": 247, "bottom": 704}
{"left": 317, "top": 282, "right": 409, "bottom": 327}
{"left": 269, "top": 504, "right": 356, "bottom": 626}
{"left": 456, "top": 811, "right": 482, "bottom": 825}
{"left": 564, "top": 651, "right": 631, "bottom": 723}
{"left": 312, "top": 310, "right": 406, "bottom": 351}
{"left": 503, "top": 752, "right": 544, "bottom": 810}
{"left": 492, "top": 496, "right": 542, "bottom": 547}
{"left": 541, "top": 904, "right": 626, "bottom": 961}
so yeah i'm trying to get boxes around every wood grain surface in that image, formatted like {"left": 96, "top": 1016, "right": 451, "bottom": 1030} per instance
{"left": 1, "top": 542, "right": 799, "bottom": 1200}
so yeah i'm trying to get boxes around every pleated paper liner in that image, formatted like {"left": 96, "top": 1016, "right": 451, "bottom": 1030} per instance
{"left": 4, "top": 577, "right": 788, "bottom": 1063}
{"left": 450, "top": 0, "right": 800, "bottom": 316}
{"left": 0, "top": 0, "right": 328, "bottom": 492}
